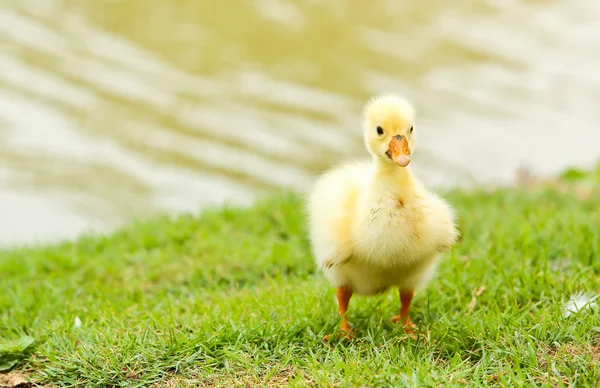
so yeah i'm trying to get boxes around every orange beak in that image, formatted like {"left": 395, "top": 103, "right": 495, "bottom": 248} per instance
{"left": 387, "top": 135, "right": 411, "bottom": 167}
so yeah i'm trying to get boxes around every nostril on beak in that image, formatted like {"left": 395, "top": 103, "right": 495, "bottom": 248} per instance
{"left": 394, "top": 135, "right": 403, "bottom": 140}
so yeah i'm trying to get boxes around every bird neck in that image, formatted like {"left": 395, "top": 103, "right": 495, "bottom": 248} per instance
{"left": 372, "top": 156, "right": 413, "bottom": 189}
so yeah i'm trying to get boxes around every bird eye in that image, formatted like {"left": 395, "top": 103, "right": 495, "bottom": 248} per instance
{"left": 409, "top": 126, "right": 414, "bottom": 133}
{"left": 376, "top": 126, "right": 384, "bottom": 135}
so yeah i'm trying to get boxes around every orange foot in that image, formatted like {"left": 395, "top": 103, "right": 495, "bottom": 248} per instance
{"left": 391, "top": 315, "right": 418, "bottom": 336}
{"left": 324, "top": 323, "right": 354, "bottom": 341}
{"left": 325, "top": 286, "right": 354, "bottom": 341}
{"left": 392, "top": 289, "right": 417, "bottom": 337}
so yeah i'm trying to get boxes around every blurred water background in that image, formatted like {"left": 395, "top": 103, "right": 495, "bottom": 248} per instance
{"left": 1, "top": 0, "right": 599, "bottom": 246}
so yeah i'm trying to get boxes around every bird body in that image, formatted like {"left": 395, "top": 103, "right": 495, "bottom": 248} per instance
{"left": 307, "top": 94, "right": 459, "bottom": 339}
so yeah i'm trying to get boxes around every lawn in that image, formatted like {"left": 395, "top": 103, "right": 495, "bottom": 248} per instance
{"left": 1, "top": 166, "right": 599, "bottom": 387}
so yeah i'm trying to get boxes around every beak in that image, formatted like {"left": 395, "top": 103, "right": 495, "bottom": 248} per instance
{"left": 387, "top": 135, "right": 411, "bottom": 167}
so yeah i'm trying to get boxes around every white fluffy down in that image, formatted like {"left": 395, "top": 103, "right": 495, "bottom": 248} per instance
{"left": 307, "top": 94, "right": 459, "bottom": 297}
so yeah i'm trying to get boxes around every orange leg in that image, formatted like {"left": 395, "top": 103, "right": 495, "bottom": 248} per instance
{"left": 324, "top": 286, "right": 354, "bottom": 341}
{"left": 391, "top": 289, "right": 417, "bottom": 334}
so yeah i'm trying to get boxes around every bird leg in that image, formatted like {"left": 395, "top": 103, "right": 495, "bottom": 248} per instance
{"left": 324, "top": 286, "right": 354, "bottom": 341}
{"left": 392, "top": 289, "right": 417, "bottom": 334}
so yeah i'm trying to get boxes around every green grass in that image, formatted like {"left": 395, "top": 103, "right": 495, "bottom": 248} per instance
{"left": 1, "top": 166, "right": 599, "bottom": 387}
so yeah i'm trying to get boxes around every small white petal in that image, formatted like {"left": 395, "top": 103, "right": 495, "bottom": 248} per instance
{"left": 562, "top": 292, "right": 599, "bottom": 318}
{"left": 74, "top": 316, "right": 82, "bottom": 328}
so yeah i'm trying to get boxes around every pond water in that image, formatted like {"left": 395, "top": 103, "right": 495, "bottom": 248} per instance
{"left": 1, "top": 0, "right": 599, "bottom": 246}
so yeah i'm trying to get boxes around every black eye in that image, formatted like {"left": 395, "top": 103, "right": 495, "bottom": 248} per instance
{"left": 376, "top": 126, "right": 384, "bottom": 135}
{"left": 409, "top": 126, "right": 414, "bottom": 133}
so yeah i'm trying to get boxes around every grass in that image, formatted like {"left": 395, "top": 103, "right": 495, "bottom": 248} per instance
{"left": 1, "top": 165, "right": 599, "bottom": 387}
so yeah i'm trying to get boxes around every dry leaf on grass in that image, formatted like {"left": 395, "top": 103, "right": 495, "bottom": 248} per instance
{"left": 0, "top": 371, "right": 34, "bottom": 388}
{"left": 467, "top": 285, "right": 486, "bottom": 314}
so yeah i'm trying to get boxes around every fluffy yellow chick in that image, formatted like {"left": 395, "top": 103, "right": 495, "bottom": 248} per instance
{"left": 307, "top": 93, "right": 458, "bottom": 340}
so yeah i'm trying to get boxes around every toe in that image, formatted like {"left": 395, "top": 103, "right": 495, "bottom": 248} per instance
{"left": 404, "top": 321, "right": 418, "bottom": 335}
